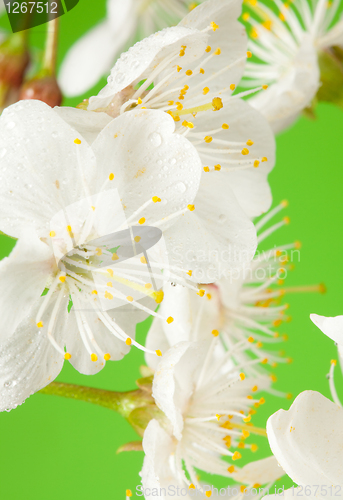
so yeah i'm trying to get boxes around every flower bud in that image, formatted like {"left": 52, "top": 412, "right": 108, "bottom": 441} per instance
{"left": 19, "top": 75, "right": 63, "bottom": 107}
{"left": 0, "top": 33, "right": 29, "bottom": 89}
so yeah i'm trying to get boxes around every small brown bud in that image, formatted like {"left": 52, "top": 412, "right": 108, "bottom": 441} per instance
{"left": 19, "top": 76, "right": 63, "bottom": 107}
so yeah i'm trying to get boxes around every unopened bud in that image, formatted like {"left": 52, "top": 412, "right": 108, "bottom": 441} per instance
{"left": 19, "top": 75, "right": 63, "bottom": 107}
{"left": 0, "top": 33, "right": 29, "bottom": 89}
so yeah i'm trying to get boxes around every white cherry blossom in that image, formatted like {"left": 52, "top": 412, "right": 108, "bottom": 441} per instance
{"left": 241, "top": 0, "right": 343, "bottom": 133}
{"left": 264, "top": 390, "right": 343, "bottom": 500}
{"left": 0, "top": 99, "right": 206, "bottom": 411}
{"left": 87, "top": 0, "right": 275, "bottom": 279}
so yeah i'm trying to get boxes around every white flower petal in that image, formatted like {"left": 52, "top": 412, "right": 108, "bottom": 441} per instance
{"left": 164, "top": 178, "right": 257, "bottom": 282}
{"left": 232, "top": 456, "right": 285, "bottom": 486}
{"left": 0, "top": 295, "right": 67, "bottom": 412}
{"left": 310, "top": 313, "right": 343, "bottom": 346}
{"left": 193, "top": 98, "right": 275, "bottom": 217}
{"left": 152, "top": 341, "right": 191, "bottom": 440}
{"left": 267, "top": 390, "right": 343, "bottom": 486}
{"left": 91, "top": 109, "right": 202, "bottom": 224}
{"left": 89, "top": 26, "right": 208, "bottom": 110}
{"left": 141, "top": 419, "right": 179, "bottom": 495}
{"left": 54, "top": 107, "right": 112, "bottom": 145}
{"left": 0, "top": 230, "right": 54, "bottom": 344}
{"left": 249, "top": 36, "right": 320, "bottom": 134}
{"left": 0, "top": 100, "right": 97, "bottom": 238}
{"left": 179, "top": 0, "right": 247, "bottom": 89}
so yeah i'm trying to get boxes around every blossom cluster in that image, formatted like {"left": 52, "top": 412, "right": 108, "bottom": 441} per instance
{"left": 1, "top": 0, "right": 343, "bottom": 498}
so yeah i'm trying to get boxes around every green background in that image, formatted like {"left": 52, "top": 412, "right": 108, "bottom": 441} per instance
{"left": 1, "top": 1, "right": 343, "bottom": 498}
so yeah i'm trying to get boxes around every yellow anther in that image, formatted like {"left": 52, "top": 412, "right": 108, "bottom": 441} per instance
{"left": 96, "top": 248, "right": 102, "bottom": 256}
{"left": 222, "top": 124, "right": 229, "bottom": 130}
{"left": 206, "top": 293, "right": 212, "bottom": 300}
{"left": 109, "top": 173, "right": 114, "bottom": 181}
{"left": 156, "top": 349, "right": 162, "bottom": 357}
{"left": 182, "top": 120, "right": 194, "bottom": 128}
{"left": 137, "top": 97, "right": 142, "bottom": 105}
{"left": 127, "top": 296, "right": 134, "bottom": 302}
{"left": 166, "top": 316, "right": 174, "bottom": 324}
{"left": 240, "top": 373, "right": 245, "bottom": 381}
{"left": 187, "top": 270, "right": 193, "bottom": 276}
{"left": 247, "top": 50, "right": 252, "bottom": 58}
{"left": 197, "top": 289, "right": 205, "bottom": 297}
{"left": 59, "top": 276, "right": 66, "bottom": 283}
{"left": 189, "top": 484, "right": 196, "bottom": 490}
{"left": 228, "top": 465, "right": 235, "bottom": 473}
{"left": 107, "top": 269, "right": 114, "bottom": 277}
{"left": 168, "top": 100, "right": 174, "bottom": 106}
{"left": 200, "top": 68, "right": 205, "bottom": 74}
{"left": 286, "top": 393, "right": 293, "bottom": 400}
{"left": 49, "top": 231, "right": 56, "bottom": 237}
{"left": 134, "top": 236, "right": 141, "bottom": 242}
{"left": 186, "top": 70, "right": 193, "bottom": 76}
{"left": 126, "top": 338, "right": 132, "bottom": 346}
{"left": 203, "top": 166, "right": 210, "bottom": 172}
{"left": 91, "top": 353, "right": 98, "bottom": 362}
{"left": 251, "top": 27, "right": 259, "bottom": 38}
{"left": 247, "top": 395, "right": 253, "bottom": 400}
{"left": 212, "top": 329, "right": 219, "bottom": 337}
{"left": 211, "top": 21, "right": 219, "bottom": 31}
{"left": 74, "top": 138, "right": 81, "bottom": 144}
{"left": 177, "top": 65, "right": 182, "bottom": 72}
{"left": 37, "top": 321, "right": 44, "bottom": 328}
{"left": 174, "top": 115, "right": 181, "bottom": 122}
{"left": 261, "top": 358, "right": 268, "bottom": 364}
{"left": 262, "top": 85, "right": 268, "bottom": 90}
{"left": 246, "top": 140, "right": 254, "bottom": 146}
{"left": 262, "top": 156, "right": 267, "bottom": 162}
{"left": 104, "top": 353, "right": 111, "bottom": 361}
{"left": 253, "top": 484, "right": 261, "bottom": 489}
{"left": 230, "top": 84, "right": 236, "bottom": 91}
{"left": 242, "top": 429, "right": 250, "bottom": 438}
{"left": 66, "top": 225, "right": 72, "bottom": 232}
{"left": 279, "top": 12, "right": 286, "bottom": 21}
{"left": 91, "top": 206, "right": 95, "bottom": 211}
{"left": 145, "top": 283, "right": 152, "bottom": 289}
{"left": 107, "top": 282, "right": 113, "bottom": 287}
{"left": 216, "top": 414, "right": 221, "bottom": 421}
{"left": 64, "top": 352, "right": 72, "bottom": 360}
{"left": 203, "top": 87, "right": 210, "bottom": 95}
{"left": 179, "top": 49, "right": 185, "bottom": 57}
{"left": 152, "top": 196, "right": 161, "bottom": 203}
{"left": 126, "top": 490, "right": 132, "bottom": 497}
{"left": 214, "top": 164, "right": 221, "bottom": 171}
{"left": 212, "top": 97, "right": 223, "bottom": 110}
{"left": 204, "top": 136, "right": 213, "bottom": 143}
{"left": 154, "top": 290, "right": 164, "bottom": 304}
{"left": 243, "top": 415, "right": 251, "bottom": 423}
{"left": 251, "top": 444, "right": 258, "bottom": 452}
{"left": 331, "top": 359, "right": 337, "bottom": 365}
{"left": 91, "top": 290, "right": 98, "bottom": 295}
{"left": 112, "top": 253, "right": 119, "bottom": 261}
{"left": 252, "top": 385, "right": 258, "bottom": 392}
{"left": 223, "top": 435, "right": 231, "bottom": 447}
{"left": 214, "top": 47, "right": 221, "bottom": 55}
{"left": 256, "top": 341, "right": 263, "bottom": 348}
{"left": 205, "top": 45, "right": 211, "bottom": 52}
{"left": 241, "top": 148, "right": 249, "bottom": 155}
{"left": 176, "top": 102, "right": 183, "bottom": 111}
{"left": 283, "top": 216, "right": 290, "bottom": 225}
{"left": 205, "top": 491, "right": 212, "bottom": 498}
{"left": 254, "top": 160, "right": 260, "bottom": 168}
{"left": 139, "top": 217, "right": 146, "bottom": 225}
{"left": 243, "top": 12, "right": 250, "bottom": 20}
{"left": 104, "top": 291, "right": 113, "bottom": 300}
{"left": 270, "top": 374, "right": 277, "bottom": 382}
{"left": 187, "top": 204, "right": 195, "bottom": 211}
{"left": 259, "top": 397, "right": 265, "bottom": 405}
{"left": 232, "top": 451, "right": 242, "bottom": 461}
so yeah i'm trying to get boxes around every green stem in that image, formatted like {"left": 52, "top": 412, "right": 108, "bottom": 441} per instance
{"left": 39, "top": 382, "right": 153, "bottom": 419}
{"left": 43, "top": 18, "right": 59, "bottom": 75}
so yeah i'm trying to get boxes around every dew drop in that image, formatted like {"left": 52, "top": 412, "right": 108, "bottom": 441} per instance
{"left": 149, "top": 132, "right": 162, "bottom": 147}
{"left": 115, "top": 72, "right": 125, "bottom": 84}
{"left": 169, "top": 158, "right": 176, "bottom": 166}
{"left": 175, "top": 182, "right": 186, "bottom": 193}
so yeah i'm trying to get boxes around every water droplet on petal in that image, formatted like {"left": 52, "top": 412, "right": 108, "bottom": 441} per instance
{"left": 115, "top": 72, "right": 125, "bottom": 84}
{"left": 149, "top": 132, "right": 162, "bottom": 147}
{"left": 175, "top": 182, "right": 186, "bottom": 193}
